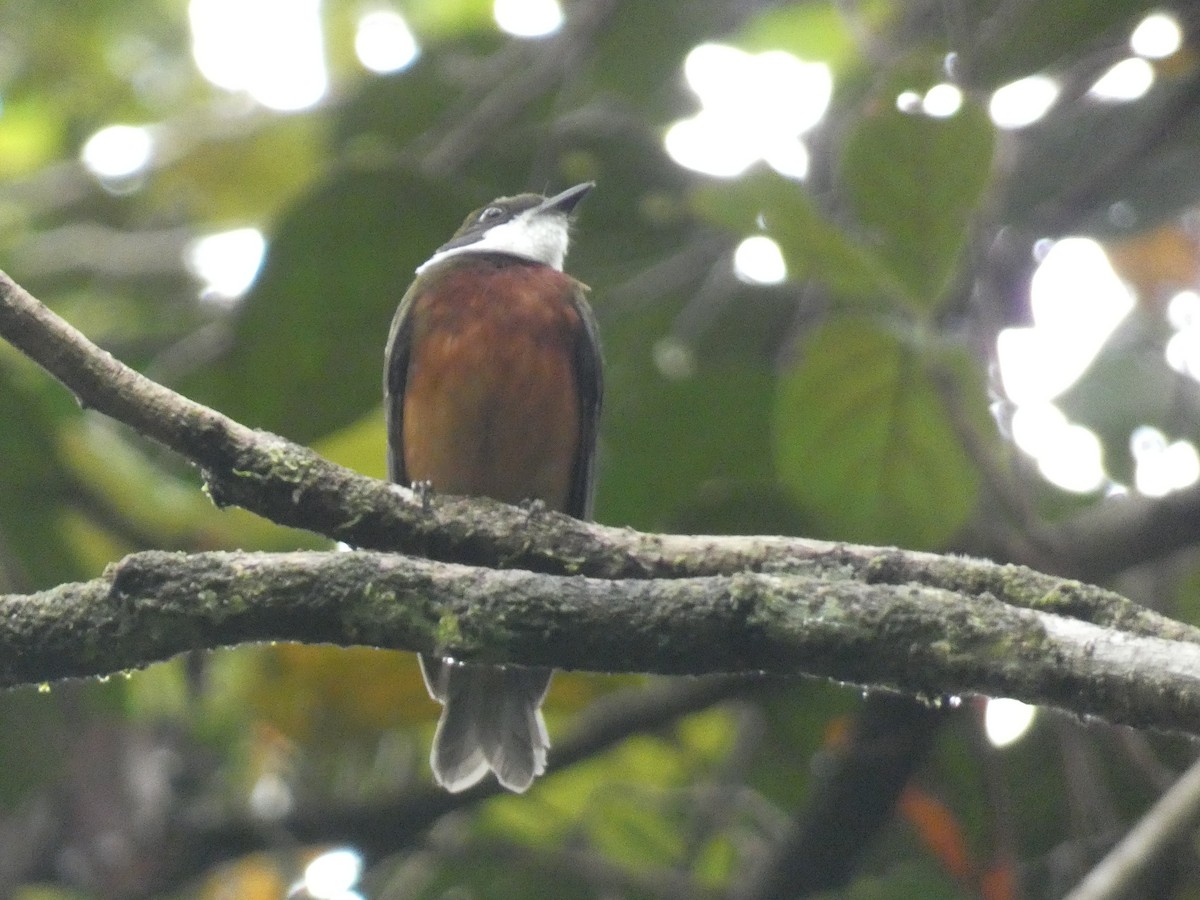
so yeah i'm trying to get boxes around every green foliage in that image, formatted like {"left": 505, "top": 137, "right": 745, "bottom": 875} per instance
{"left": 736, "top": 2, "right": 869, "bottom": 70}
{"left": 0, "top": 353, "right": 88, "bottom": 586}
{"left": 812, "top": 862, "right": 964, "bottom": 899}
{"left": 181, "top": 168, "right": 468, "bottom": 440}
{"left": 599, "top": 359, "right": 776, "bottom": 529}
{"left": 6, "top": 0, "right": 1200, "bottom": 896}
{"left": 1000, "top": 67, "right": 1200, "bottom": 235}
{"left": 956, "top": 0, "right": 1160, "bottom": 89}
{"left": 841, "top": 93, "right": 994, "bottom": 311}
{"left": 774, "top": 318, "right": 979, "bottom": 548}
{"left": 1058, "top": 310, "right": 1200, "bottom": 483}
{"left": 697, "top": 171, "right": 903, "bottom": 303}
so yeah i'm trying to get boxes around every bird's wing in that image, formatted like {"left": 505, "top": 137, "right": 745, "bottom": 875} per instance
{"left": 567, "top": 279, "right": 603, "bottom": 520}
{"left": 383, "top": 283, "right": 419, "bottom": 485}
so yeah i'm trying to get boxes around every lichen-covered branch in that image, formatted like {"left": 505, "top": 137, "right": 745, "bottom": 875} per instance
{"left": 0, "top": 268, "right": 1189, "bottom": 648}
{"left": 4, "top": 269, "right": 1200, "bottom": 737}
{"left": 4, "top": 549, "right": 1200, "bottom": 736}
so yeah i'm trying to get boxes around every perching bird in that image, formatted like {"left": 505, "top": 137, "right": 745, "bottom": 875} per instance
{"left": 383, "top": 182, "right": 602, "bottom": 792}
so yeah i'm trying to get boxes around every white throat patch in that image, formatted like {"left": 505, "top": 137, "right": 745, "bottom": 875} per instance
{"left": 416, "top": 208, "right": 570, "bottom": 275}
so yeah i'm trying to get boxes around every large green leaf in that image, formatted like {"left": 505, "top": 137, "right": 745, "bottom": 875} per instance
{"left": 591, "top": 268, "right": 779, "bottom": 530}
{"left": 591, "top": 0, "right": 759, "bottom": 115}
{"left": 841, "top": 98, "right": 994, "bottom": 311}
{"left": 773, "top": 317, "right": 979, "bottom": 548}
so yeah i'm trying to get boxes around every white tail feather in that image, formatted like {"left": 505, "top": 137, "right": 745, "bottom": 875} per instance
{"left": 421, "top": 656, "right": 551, "bottom": 793}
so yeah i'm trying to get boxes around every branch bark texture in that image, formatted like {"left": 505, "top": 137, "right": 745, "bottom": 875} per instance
{"left": 4, "top": 549, "right": 1200, "bottom": 736}
{"left": 4, "top": 268, "right": 1200, "bottom": 737}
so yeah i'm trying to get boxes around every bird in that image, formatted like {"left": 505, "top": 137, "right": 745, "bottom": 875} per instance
{"left": 383, "top": 182, "right": 602, "bottom": 793}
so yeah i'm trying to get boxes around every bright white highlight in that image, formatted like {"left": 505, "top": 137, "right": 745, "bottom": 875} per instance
{"left": 1131, "top": 12, "right": 1183, "bottom": 59}
{"left": 921, "top": 83, "right": 963, "bottom": 118}
{"left": 985, "top": 698, "right": 1037, "bottom": 748}
{"left": 1007, "top": 401, "right": 1107, "bottom": 493}
{"left": 1166, "top": 290, "right": 1200, "bottom": 380}
{"left": 189, "top": 0, "right": 327, "bottom": 111}
{"left": 302, "top": 848, "right": 364, "bottom": 900}
{"left": 653, "top": 337, "right": 697, "bottom": 381}
{"left": 988, "top": 75, "right": 1059, "bottom": 129}
{"left": 895, "top": 91, "right": 922, "bottom": 114}
{"left": 763, "top": 139, "right": 810, "bottom": 179}
{"left": 186, "top": 227, "right": 267, "bottom": 302}
{"left": 996, "top": 238, "right": 1135, "bottom": 493}
{"left": 1168, "top": 290, "right": 1200, "bottom": 331}
{"left": 355, "top": 10, "right": 419, "bottom": 73}
{"left": 665, "top": 43, "right": 831, "bottom": 179}
{"left": 734, "top": 235, "right": 787, "bottom": 284}
{"left": 998, "top": 238, "right": 1134, "bottom": 404}
{"left": 1090, "top": 57, "right": 1155, "bottom": 101}
{"left": 1132, "top": 427, "right": 1200, "bottom": 496}
{"left": 1041, "top": 422, "right": 1105, "bottom": 493}
{"left": 1028, "top": 239, "right": 1135, "bottom": 358}
{"left": 81, "top": 125, "right": 155, "bottom": 180}
{"left": 249, "top": 771, "right": 292, "bottom": 818}
{"left": 896, "top": 84, "right": 962, "bottom": 118}
{"left": 494, "top": 0, "right": 564, "bottom": 38}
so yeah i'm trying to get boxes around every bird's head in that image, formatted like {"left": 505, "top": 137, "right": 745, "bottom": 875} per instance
{"left": 416, "top": 182, "right": 593, "bottom": 275}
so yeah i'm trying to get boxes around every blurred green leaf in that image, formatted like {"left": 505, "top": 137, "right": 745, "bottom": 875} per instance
{"left": 956, "top": 0, "right": 1159, "bottom": 89}
{"left": 0, "top": 97, "right": 61, "bottom": 177}
{"left": 1001, "top": 71, "right": 1200, "bottom": 236}
{"left": 591, "top": 1, "right": 751, "bottom": 114}
{"left": 736, "top": 2, "right": 871, "bottom": 70}
{"left": 695, "top": 171, "right": 902, "bottom": 304}
{"left": 401, "top": 0, "right": 493, "bottom": 37}
{"left": 0, "top": 354, "right": 88, "bottom": 587}
{"left": 333, "top": 49, "right": 494, "bottom": 154}
{"left": 816, "top": 861, "right": 964, "bottom": 899}
{"left": 157, "top": 116, "right": 322, "bottom": 223}
{"left": 694, "top": 835, "right": 739, "bottom": 887}
{"left": 1056, "top": 309, "right": 1200, "bottom": 484}
{"left": 669, "top": 479, "right": 815, "bottom": 536}
{"left": 598, "top": 361, "right": 776, "bottom": 529}
{"left": 773, "top": 317, "right": 979, "bottom": 548}
{"left": 842, "top": 99, "right": 994, "bottom": 311}
{"left": 312, "top": 408, "right": 388, "bottom": 480}
{"left": 181, "top": 167, "right": 468, "bottom": 442}
{"left": 589, "top": 784, "right": 686, "bottom": 869}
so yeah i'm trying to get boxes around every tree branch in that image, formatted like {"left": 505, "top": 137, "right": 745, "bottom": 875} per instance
{"left": 3, "top": 548, "right": 1200, "bottom": 736}
{"left": 5, "top": 269, "right": 1200, "bottom": 736}
{"left": 0, "top": 269, "right": 1191, "bottom": 636}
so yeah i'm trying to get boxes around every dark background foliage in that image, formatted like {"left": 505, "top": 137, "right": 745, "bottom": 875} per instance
{"left": 3, "top": 0, "right": 1200, "bottom": 896}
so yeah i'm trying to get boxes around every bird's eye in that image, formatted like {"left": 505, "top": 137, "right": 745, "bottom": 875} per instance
{"left": 479, "top": 206, "right": 503, "bottom": 222}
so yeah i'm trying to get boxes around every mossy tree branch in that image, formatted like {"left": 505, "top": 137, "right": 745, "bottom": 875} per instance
{"left": 4, "top": 548, "right": 1200, "bottom": 735}
{"left": 3, "top": 268, "right": 1200, "bottom": 736}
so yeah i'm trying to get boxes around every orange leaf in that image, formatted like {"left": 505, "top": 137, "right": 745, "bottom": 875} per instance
{"left": 899, "top": 785, "right": 974, "bottom": 884}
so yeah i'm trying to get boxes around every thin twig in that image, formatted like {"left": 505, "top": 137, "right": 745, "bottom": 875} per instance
{"left": 1065, "top": 753, "right": 1200, "bottom": 900}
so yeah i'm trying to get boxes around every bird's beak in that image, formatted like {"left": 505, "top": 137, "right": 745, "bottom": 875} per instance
{"left": 537, "top": 182, "right": 594, "bottom": 217}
